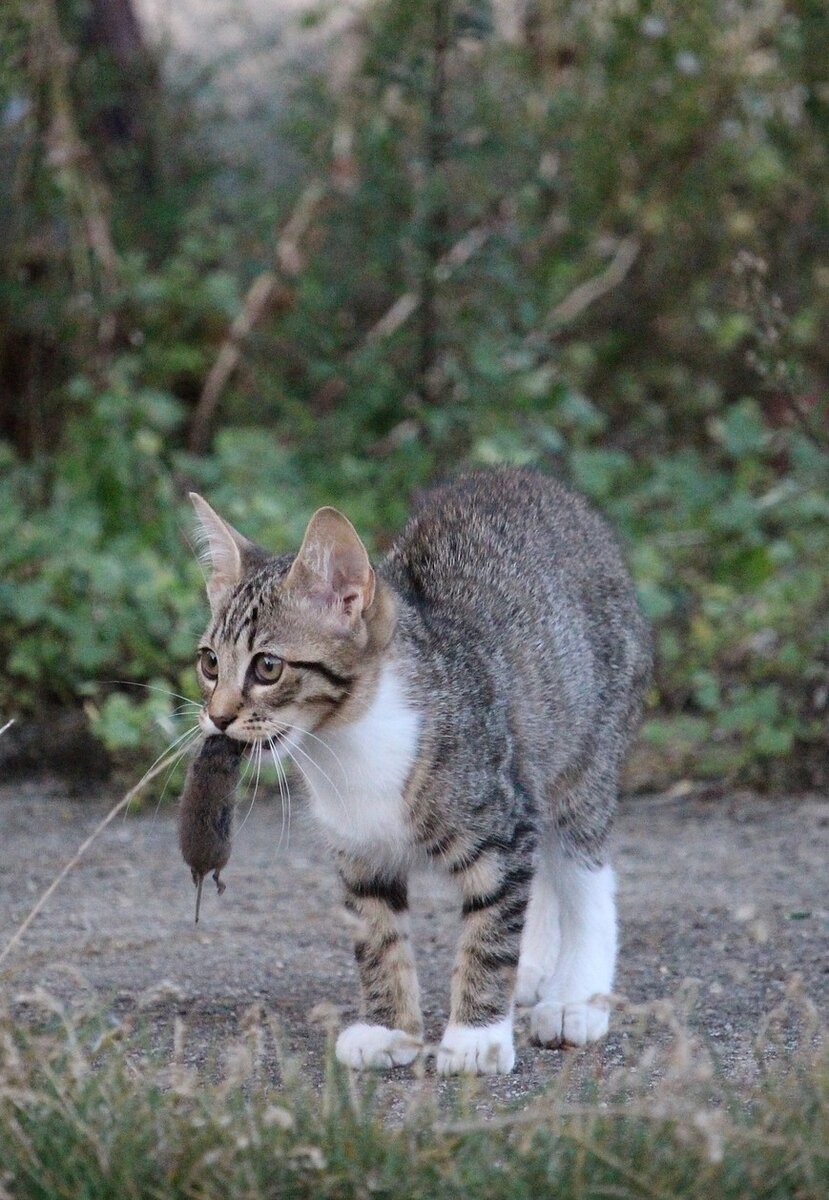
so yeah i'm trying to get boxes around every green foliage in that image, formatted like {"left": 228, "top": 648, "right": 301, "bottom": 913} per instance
{"left": 0, "top": 385, "right": 195, "bottom": 719}
{"left": 0, "top": 0, "right": 827, "bottom": 785}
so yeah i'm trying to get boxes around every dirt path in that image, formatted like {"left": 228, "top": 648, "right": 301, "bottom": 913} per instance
{"left": 1, "top": 778, "right": 826, "bottom": 1106}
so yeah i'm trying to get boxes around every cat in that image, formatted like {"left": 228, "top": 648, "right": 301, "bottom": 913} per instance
{"left": 190, "top": 467, "right": 651, "bottom": 1074}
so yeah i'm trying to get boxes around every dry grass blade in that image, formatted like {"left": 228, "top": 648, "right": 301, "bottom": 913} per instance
{"left": 0, "top": 982, "right": 827, "bottom": 1200}
{"left": 0, "top": 752, "right": 186, "bottom": 969}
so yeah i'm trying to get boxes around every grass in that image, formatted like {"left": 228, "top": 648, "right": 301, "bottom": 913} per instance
{"left": 0, "top": 986, "right": 826, "bottom": 1199}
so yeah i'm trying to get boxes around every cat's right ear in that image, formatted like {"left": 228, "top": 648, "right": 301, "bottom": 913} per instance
{"left": 189, "top": 493, "right": 263, "bottom": 610}
{"left": 286, "top": 506, "right": 375, "bottom": 627}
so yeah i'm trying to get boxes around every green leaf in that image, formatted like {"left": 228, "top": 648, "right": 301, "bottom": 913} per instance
{"left": 710, "top": 399, "right": 769, "bottom": 460}
{"left": 715, "top": 545, "right": 774, "bottom": 589}
{"left": 569, "top": 449, "right": 632, "bottom": 500}
{"left": 753, "top": 726, "right": 795, "bottom": 757}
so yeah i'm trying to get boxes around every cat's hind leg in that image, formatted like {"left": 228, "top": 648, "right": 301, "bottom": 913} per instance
{"left": 530, "top": 837, "right": 616, "bottom": 1048}
{"left": 335, "top": 858, "right": 423, "bottom": 1070}
{"left": 515, "top": 852, "right": 561, "bottom": 1006}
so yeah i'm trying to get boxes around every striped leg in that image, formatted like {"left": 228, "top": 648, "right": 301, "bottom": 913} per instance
{"left": 437, "top": 830, "right": 535, "bottom": 1075}
{"left": 335, "top": 862, "right": 423, "bottom": 1070}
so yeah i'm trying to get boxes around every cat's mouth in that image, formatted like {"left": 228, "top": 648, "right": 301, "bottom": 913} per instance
{"left": 239, "top": 729, "right": 287, "bottom": 752}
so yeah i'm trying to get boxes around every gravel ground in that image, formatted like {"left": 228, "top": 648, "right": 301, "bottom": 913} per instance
{"left": 1, "top": 777, "right": 827, "bottom": 1108}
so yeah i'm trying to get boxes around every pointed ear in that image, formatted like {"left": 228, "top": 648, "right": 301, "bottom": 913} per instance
{"left": 286, "top": 507, "right": 375, "bottom": 624}
{"left": 190, "top": 493, "right": 266, "bottom": 610}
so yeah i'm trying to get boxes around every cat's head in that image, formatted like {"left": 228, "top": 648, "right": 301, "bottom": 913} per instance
{"left": 190, "top": 494, "right": 395, "bottom": 745}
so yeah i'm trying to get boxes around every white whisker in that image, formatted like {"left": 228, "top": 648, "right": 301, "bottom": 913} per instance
{"left": 269, "top": 738, "right": 287, "bottom": 850}
{"left": 125, "top": 723, "right": 202, "bottom": 821}
{"left": 147, "top": 725, "right": 204, "bottom": 831}
{"left": 238, "top": 744, "right": 256, "bottom": 792}
{"left": 108, "top": 680, "right": 202, "bottom": 708}
{"left": 268, "top": 720, "right": 351, "bottom": 789}
{"left": 235, "top": 740, "right": 263, "bottom": 839}
{"left": 268, "top": 737, "right": 292, "bottom": 851}
{"left": 277, "top": 730, "right": 350, "bottom": 824}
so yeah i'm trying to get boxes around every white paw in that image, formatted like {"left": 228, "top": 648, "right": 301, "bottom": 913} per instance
{"left": 515, "top": 960, "right": 549, "bottom": 1006}
{"left": 530, "top": 1000, "right": 610, "bottom": 1048}
{"left": 436, "top": 1018, "right": 515, "bottom": 1075}
{"left": 335, "top": 1023, "right": 421, "bottom": 1070}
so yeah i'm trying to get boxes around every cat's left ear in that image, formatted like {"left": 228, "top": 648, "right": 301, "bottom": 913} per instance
{"left": 190, "top": 493, "right": 268, "bottom": 610}
{"left": 286, "top": 507, "right": 375, "bottom": 625}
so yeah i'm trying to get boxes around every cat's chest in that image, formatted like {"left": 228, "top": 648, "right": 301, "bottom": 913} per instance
{"left": 299, "top": 666, "right": 420, "bottom": 864}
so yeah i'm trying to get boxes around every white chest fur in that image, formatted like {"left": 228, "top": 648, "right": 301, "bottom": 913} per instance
{"left": 297, "top": 663, "right": 421, "bottom": 865}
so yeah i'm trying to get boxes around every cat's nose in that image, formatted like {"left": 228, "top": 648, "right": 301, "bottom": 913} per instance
{"left": 209, "top": 712, "right": 236, "bottom": 732}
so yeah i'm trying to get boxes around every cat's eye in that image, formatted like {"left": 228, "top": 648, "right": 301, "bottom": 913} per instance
{"left": 199, "top": 648, "right": 219, "bottom": 680}
{"left": 252, "top": 653, "right": 283, "bottom": 685}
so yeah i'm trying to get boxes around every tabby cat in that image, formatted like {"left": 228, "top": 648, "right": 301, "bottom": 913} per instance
{"left": 190, "top": 468, "right": 651, "bottom": 1074}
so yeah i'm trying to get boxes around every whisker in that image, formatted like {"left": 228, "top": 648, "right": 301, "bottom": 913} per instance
{"left": 124, "top": 723, "right": 202, "bottom": 821}
{"left": 257, "top": 739, "right": 263, "bottom": 815}
{"left": 268, "top": 737, "right": 292, "bottom": 852}
{"left": 267, "top": 720, "right": 350, "bottom": 788}
{"left": 106, "top": 680, "right": 202, "bottom": 708}
{"left": 147, "top": 726, "right": 204, "bottom": 832}
{"left": 277, "top": 729, "right": 350, "bottom": 821}
{"left": 235, "top": 740, "right": 263, "bottom": 839}
{"left": 276, "top": 731, "right": 350, "bottom": 827}
{"left": 238, "top": 744, "right": 256, "bottom": 792}
{"left": 276, "top": 740, "right": 290, "bottom": 852}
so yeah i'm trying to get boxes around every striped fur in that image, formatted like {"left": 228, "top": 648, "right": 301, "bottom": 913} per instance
{"left": 339, "top": 860, "right": 422, "bottom": 1035}
{"left": 189, "top": 469, "right": 652, "bottom": 1073}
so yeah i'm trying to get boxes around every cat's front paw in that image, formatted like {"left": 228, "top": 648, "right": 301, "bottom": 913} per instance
{"left": 335, "top": 1023, "right": 421, "bottom": 1070}
{"left": 436, "top": 1018, "right": 515, "bottom": 1075}
{"left": 530, "top": 1000, "right": 609, "bottom": 1048}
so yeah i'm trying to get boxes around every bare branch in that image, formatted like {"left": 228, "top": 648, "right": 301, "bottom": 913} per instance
{"left": 26, "top": 0, "right": 120, "bottom": 296}
{"left": 363, "top": 222, "right": 493, "bottom": 347}
{"left": 189, "top": 182, "right": 326, "bottom": 453}
{"left": 188, "top": 274, "right": 288, "bottom": 455}
{"left": 548, "top": 237, "right": 640, "bottom": 327}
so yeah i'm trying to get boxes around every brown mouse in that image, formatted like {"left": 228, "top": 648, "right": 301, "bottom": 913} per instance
{"left": 178, "top": 734, "right": 244, "bottom": 922}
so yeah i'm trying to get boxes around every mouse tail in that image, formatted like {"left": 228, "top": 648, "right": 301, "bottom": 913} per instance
{"left": 194, "top": 874, "right": 205, "bottom": 924}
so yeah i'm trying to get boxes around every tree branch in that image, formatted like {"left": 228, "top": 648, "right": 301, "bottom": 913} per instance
{"left": 25, "top": 0, "right": 120, "bottom": 297}
{"left": 548, "top": 236, "right": 640, "bottom": 327}
{"left": 362, "top": 222, "right": 493, "bottom": 347}
{"left": 188, "top": 181, "right": 326, "bottom": 454}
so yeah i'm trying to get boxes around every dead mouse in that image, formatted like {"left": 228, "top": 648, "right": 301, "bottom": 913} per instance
{"left": 178, "top": 734, "right": 244, "bottom": 923}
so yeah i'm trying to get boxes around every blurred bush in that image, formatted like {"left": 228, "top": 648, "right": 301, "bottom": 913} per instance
{"left": 0, "top": 0, "right": 826, "bottom": 786}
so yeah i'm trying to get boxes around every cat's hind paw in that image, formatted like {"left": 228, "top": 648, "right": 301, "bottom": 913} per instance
{"left": 515, "top": 960, "right": 550, "bottom": 1006}
{"left": 436, "top": 1018, "right": 515, "bottom": 1075}
{"left": 530, "top": 1000, "right": 609, "bottom": 1048}
{"left": 335, "top": 1023, "right": 421, "bottom": 1070}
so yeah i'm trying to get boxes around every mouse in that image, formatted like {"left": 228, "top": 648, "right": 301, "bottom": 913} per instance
{"left": 177, "top": 733, "right": 244, "bottom": 923}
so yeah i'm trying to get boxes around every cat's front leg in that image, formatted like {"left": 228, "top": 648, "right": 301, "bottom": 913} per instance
{"left": 437, "top": 835, "right": 535, "bottom": 1075}
{"left": 335, "top": 858, "right": 423, "bottom": 1070}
